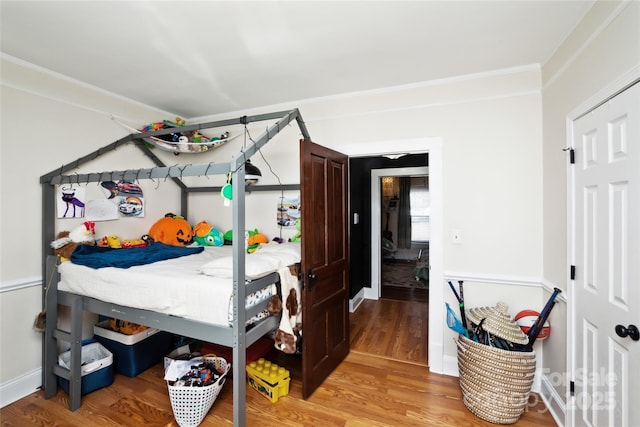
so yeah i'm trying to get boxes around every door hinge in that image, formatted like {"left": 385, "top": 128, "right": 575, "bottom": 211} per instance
{"left": 570, "top": 381, "right": 575, "bottom": 396}
{"left": 563, "top": 147, "right": 575, "bottom": 164}
{"left": 570, "top": 265, "right": 576, "bottom": 280}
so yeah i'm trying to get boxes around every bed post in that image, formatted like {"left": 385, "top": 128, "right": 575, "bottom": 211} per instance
{"left": 67, "top": 294, "right": 84, "bottom": 411}
{"left": 41, "top": 183, "right": 56, "bottom": 389}
{"left": 231, "top": 162, "right": 247, "bottom": 427}
{"left": 43, "top": 256, "right": 58, "bottom": 400}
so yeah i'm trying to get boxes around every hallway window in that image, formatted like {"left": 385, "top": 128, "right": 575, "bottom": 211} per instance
{"left": 410, "top": 178, "right": 430, "bottom": 243}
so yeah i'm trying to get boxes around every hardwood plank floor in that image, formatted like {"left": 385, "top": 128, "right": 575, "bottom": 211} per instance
{"left": 0, "top": 353, "right": 556, "bottom": 426}
{"left": 350, "top": 298, "right": 428, "bottom": 365}
{"left": 1, "top": 299, "right": 557, "bottom": 426}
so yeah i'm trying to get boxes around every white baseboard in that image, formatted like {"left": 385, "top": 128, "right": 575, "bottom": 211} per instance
{"left": 349, "top": 288, "right": 366, "bottom": 313}
{"left": 363, "top": 285, "right": 378, "bottom": 301}
{"left": 442, "top": 354, "right": 459, "bottom": 377}
{"left": 0, "top": 368, "right": 42, "bottom": 408}
{"left": 540, "top": 372, "right": 566, "bottom": 427}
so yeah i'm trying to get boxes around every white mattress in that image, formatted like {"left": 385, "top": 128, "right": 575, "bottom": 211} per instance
{"left": 57, "top": 242, "right": 300, "bottom": 327}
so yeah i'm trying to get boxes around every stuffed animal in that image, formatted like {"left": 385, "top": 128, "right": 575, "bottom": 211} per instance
{"left": 121, "top": 238, "right": 147, "bottom": 248}
{"left": 148, "top": 213, "right": 193, "bottom": 246}
{"left": 193, "top": 221, "right": 224, "bottom": 246}
{"left": 107, "top": 235, "right": 122, "bottom": 248}
{"left": 247, "top": 228, "right": 268, "bottom": 253}
{"left": 50, "top": 221, "right": 96, "bottom": 261}
{"left": 108, "top": 318, "right": 148, "bottom": 335}
{"left": 223, "top": 230, "right": 233, "bottom": 245}
{"left": 247, "top": 228, "right": 268, "bottom": 245}
{"left": 289, "top": 218, "right": 301, "bottom": 243}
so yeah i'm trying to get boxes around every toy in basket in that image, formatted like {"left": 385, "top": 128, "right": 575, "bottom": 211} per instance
{"left": 165, "top": 355, "right": 230, "bottom": 427}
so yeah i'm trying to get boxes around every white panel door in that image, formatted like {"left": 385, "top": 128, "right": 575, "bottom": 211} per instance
{"left": 571, "top": 82, "right": 640, "bottom": 427}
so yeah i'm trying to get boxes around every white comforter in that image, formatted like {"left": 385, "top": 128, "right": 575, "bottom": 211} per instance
{"left": 57, "top": 242, "right": 300, "bottom": 326}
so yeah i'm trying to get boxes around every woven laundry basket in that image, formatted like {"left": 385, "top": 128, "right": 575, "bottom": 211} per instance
{"left": 456, "top": 301, "right": 537, "bottom": 424}
{"left": 457, "top": 336, "right": 536, "bottom": 424}
{"left": 167, "top": 355, "right": 230, "bottom": 427}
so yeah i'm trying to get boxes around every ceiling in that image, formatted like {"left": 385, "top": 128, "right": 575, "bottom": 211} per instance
{"left": 1, "top": 1, "right": 594, "bottom": 119}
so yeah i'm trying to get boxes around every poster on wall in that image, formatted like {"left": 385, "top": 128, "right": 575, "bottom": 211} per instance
{"left": 99, "top": 180, "right": 145, "bottom": 218}
{"left": 277, "top": 194, "right": 300, "bottom": 227}
{"left": 57, "top": 185, "right": 87, "bottom": 218}
{"left": 85, "top": 199, "right": 118, "bottom": 221}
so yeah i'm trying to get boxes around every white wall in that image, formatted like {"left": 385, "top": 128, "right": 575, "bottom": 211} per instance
{"left": 540, "top": 0, "right": 640, "bottom": 422}
{"left": 1, "top": 52, "right": 546, "bottom": 406}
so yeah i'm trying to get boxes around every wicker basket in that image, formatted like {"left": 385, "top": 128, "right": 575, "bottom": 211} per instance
{"left": 456, "top": 335, "right": 536, "bottom": 424}
{"left": 167, "top": 356, "right": 230, "bottom": 427}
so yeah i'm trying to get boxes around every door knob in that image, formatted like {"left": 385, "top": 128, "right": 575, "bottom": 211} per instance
{"left": 615, "top": 324, "right": 639, "bottom": 341}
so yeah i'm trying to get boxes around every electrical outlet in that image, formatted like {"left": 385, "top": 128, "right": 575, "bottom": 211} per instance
{"left": 452, "top": 229, "right": 462, "bottom": 244}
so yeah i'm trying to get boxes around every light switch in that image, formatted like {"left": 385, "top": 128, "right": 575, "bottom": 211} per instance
{"left": 354, "top": 213, "right": 359, "bottom": 224}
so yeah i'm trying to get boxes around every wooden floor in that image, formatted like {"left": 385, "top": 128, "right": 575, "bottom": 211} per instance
{"left": 350, "top": 298, "right": 428, "bottom": 365}
{"left": 0, "top": 299, "right": 557, "bottom": 426}
{"left": 382, "top": 285, "right": 428, "bottom": 303}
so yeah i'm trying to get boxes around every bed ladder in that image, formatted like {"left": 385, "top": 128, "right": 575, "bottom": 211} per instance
{"left": 43, "top": 255, "right": 84, "bottom": 411}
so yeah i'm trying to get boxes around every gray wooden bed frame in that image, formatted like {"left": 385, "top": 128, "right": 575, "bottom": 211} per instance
{"left": 39, "top": 109, "right": 310, "bottom": 426}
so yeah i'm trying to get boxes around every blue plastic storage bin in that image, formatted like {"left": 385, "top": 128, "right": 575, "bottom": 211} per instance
{"left": 58, "top": 341, "right": 114, "bottom": 396}
{"left": 93, "top": 321, "right": 173, "bottom": 377}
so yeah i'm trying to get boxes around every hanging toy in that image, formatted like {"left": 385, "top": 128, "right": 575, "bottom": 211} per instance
{"left": 221, "top": 172, "right": 232, "bottom": 206}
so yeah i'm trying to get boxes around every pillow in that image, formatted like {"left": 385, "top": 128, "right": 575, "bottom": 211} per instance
{"left": 200, "top": 242, "right": 301, "bottom": 279}
{"left": 259, "top": 242, "right": 301, "bottom": 258}
{"left": 200, "top": 255, "right": 281, "bottom": 280}
{"left": 255, "top": 242, "right": 300, "bottom": 266}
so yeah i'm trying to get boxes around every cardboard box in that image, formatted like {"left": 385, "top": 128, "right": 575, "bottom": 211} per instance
{"left": 58, "top": 341, "right": 114, "bottom": 396}
{"left": 93, "top": 320, "right": 172, "bottom": 377}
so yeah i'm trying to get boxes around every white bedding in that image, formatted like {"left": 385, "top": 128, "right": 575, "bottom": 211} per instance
{"left": 57, "top": 242, "right": 300, "bottom": 327}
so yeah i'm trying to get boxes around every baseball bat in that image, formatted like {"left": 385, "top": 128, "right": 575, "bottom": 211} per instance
{"left": 458, "top": 280, "right": 467, "bottom": 330}
{"left": 527, "top": 287, "right": 562, "bottom": 349}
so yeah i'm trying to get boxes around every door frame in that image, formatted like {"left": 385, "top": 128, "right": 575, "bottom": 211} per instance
{"left": 343, "top": 137, "right": 445, "bottom": 374}
{"left": 566, "top": 66, "right": 640, "bottom": 426}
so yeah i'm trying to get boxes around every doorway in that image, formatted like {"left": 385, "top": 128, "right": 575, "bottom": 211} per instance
{"left": 345, "top": 136, "right": 444, "bottom": 373}
{"left": 380, "top": 174, "right": 429, "bottom": 303}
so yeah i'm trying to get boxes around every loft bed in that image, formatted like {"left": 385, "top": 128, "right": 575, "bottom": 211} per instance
{"left": 39, "top": 109, "right": 310, "bottom": 427}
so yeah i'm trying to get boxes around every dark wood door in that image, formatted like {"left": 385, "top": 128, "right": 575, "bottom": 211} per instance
{"left": 300, "top": 139, "right": 350, "bottom": 399}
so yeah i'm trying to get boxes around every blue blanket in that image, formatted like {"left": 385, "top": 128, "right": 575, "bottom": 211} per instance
{"left": 70, "top": 243, "right": 204, "bottom": 269}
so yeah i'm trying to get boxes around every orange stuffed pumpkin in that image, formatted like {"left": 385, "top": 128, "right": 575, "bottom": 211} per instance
{"left": 148, "top": 213, "right": 194, "bottom": 246}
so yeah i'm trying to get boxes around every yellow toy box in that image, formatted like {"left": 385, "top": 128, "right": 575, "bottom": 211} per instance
{"left": 246, "top": 358, "right": 290, "bottom": 403}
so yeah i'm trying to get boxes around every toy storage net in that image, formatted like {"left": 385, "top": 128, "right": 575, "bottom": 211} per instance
{"left": 456, "top": 335, "right": 536, "bottom": 424}
{"left": 167, "top": 356, "right": 230, "bottom": 427}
